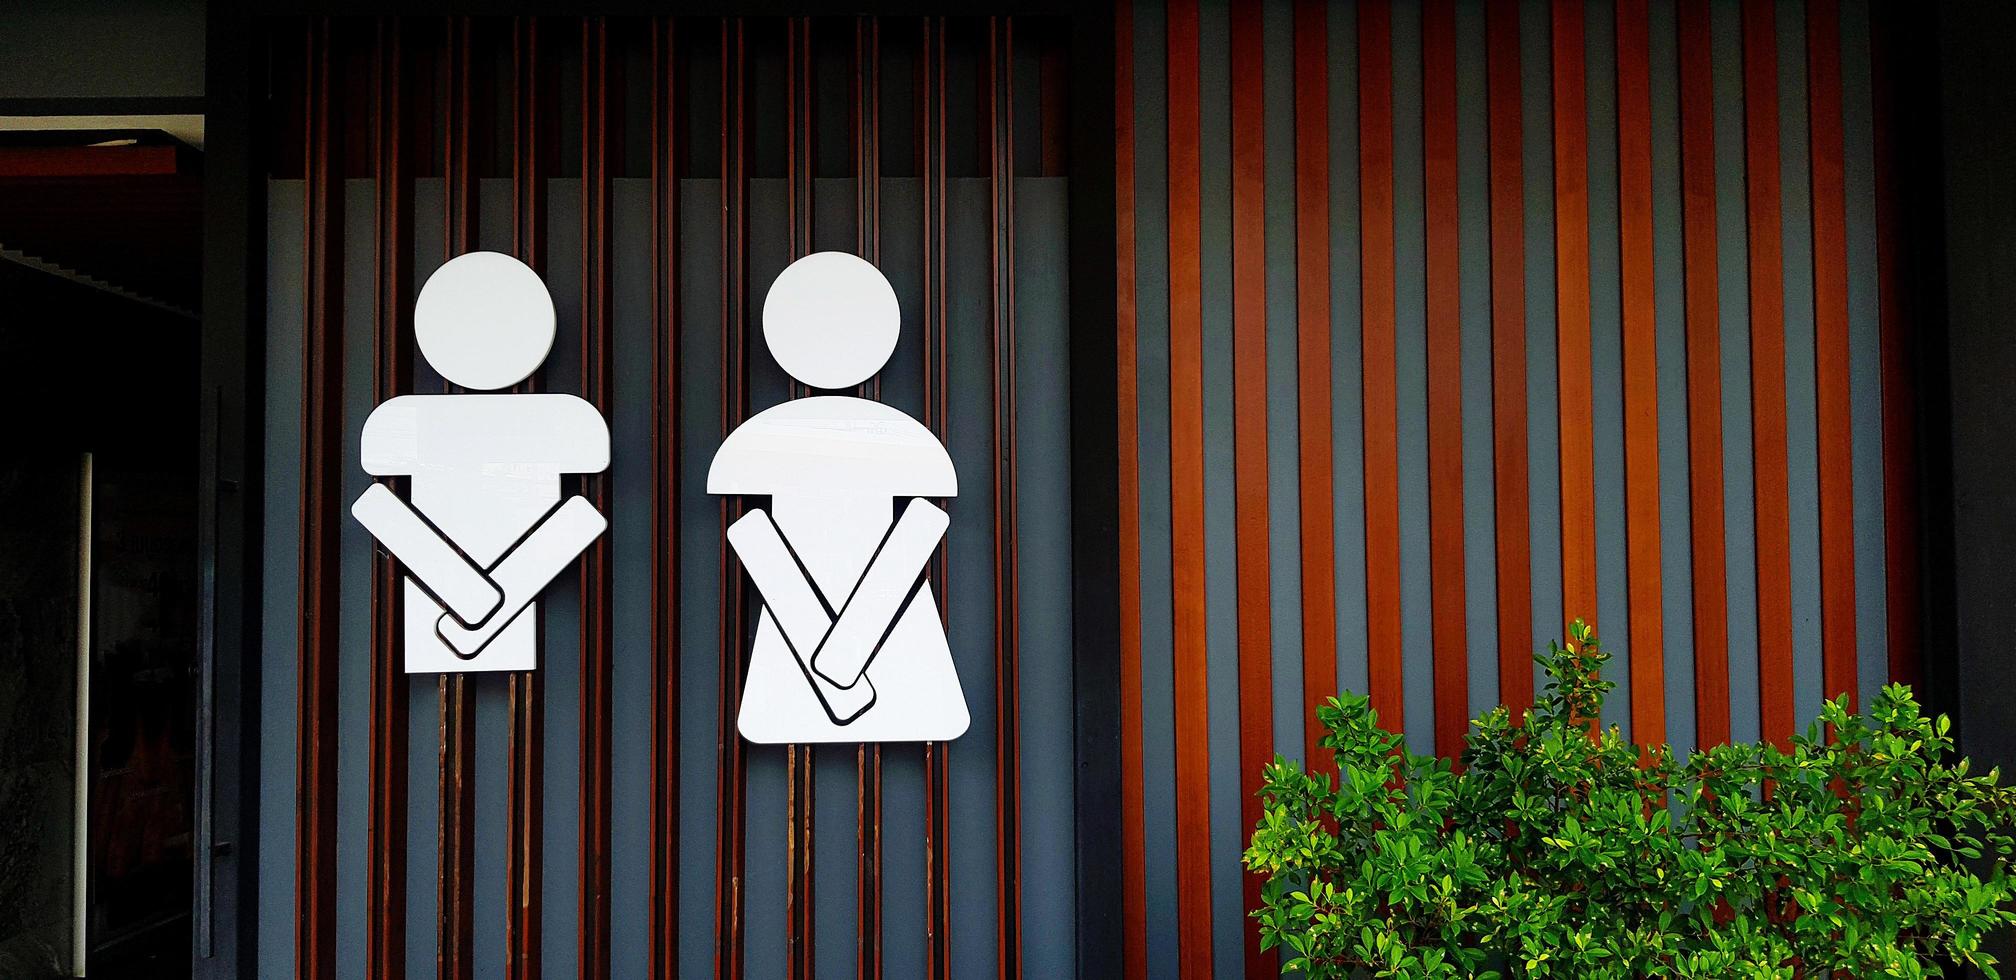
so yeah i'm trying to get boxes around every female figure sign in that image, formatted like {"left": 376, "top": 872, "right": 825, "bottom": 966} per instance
{"left": 709, "top": 252, "right": 969, "bottom": 744}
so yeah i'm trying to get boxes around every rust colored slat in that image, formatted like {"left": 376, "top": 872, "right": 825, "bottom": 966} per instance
{"left": 987, "top": 19, "right": 1025, "bottom": 979}
{"left": 1806, "top": 0, "right": 1857, "bottom": 711}
{"left": 715, "top": 19, "right": 752, "bottom": 980}
{"left": 1291, "top": 0, "right": 1337, "bottom": 780}
{"left": 297, "top": 20, "right": 342, "bottom": 980}
{"left": 368, "top": 19, "right": 413, "bottom": 980}
{"left": 506, "top": 18, "right": 548, "bottom": 979}
{"left": 1869, "top": 3, "right": 1920, "bottom": 690}
{"left": 1615, "top": 0, "right": 1666, "bottom": 745}
{"left": 852, "top": 17, "right": 885, "bottom": 980}
{"left": 1677, "top": 0, "right": 1731, "bottom": 747}
{"left": 1741, "top": 0, "right": 1795, "bottom": 747}
{"left": 918, "top": 19, "right": 953, "bottom": 979}
{"left": 1113, "top": 5, "right": 1149, "bottom": 978}
{"left": 1422, "top": 0, "right": 1469, "bottom": 760}
{"left": 648, "top": 17, "right": 682, "bottom": 980}
{"left": 1226, "top": 2, "right": 1273, "bottom": 973}
{"left": 1360, "top": 0, "right": 1404, "bottom": 729}
{"left": 1484, "top": 0, "right": 1534, "bottom": 716}
{"left": 1550, "top": 0, "right": 1598, "bottom": 635}
{"left": 438, "top": 18, "right": 478, "bottom": 980}
{"left": 1165, "top": 1, "right": 1214, "bottom": 975}
{"left": 578, "top": 16, "right": 617, "bottom": 979}
{"left": 783, "top": 19, "right": 816, "bottom": 980}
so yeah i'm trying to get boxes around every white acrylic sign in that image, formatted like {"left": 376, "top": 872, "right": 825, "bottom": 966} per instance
{"left": 352, "top": 251, "right": 611, "bottom": 673}
{"left": 711, "top": 251, "right": 970, "bottom": 744}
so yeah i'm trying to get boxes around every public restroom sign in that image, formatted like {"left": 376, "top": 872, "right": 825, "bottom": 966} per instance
{"left": 351, "top": 250, "right": 969, "bottom": 745}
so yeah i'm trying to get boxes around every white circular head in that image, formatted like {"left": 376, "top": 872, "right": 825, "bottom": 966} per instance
{"left": 762, "top": 251, "right": 900, "bottom": 390}
{"left": 414, "top": 251, "right": 556, "bottom": 390}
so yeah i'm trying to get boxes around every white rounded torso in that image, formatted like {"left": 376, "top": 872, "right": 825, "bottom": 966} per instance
{"left": 707, "top": 395, "right": 957, "bottom": 501}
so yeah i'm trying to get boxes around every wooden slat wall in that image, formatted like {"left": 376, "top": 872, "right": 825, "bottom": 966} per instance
{"left": 257, "top": 3, "right": 1921, "bottom": 976}
{"left": 1116, "top": 0, "right": 1919, "bottom": 974}
{"left": 261, "top": 13, "right": 1078, "bottom": 980}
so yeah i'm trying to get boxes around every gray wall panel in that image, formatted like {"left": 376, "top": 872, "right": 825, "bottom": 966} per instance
{"left": 1016, "top": 177, "right": 1076, "bottom": 979}
{"left": 1457, "top": 0, "right": 1501, "bottom": 718}
{"left": 1585, "top": 0, "right": 1633, "bottom": 735}
{"left": 259, "top": 180, "right": 305, "bottom": 980}
{"left": 1195, "top": 4, "right": 1245, "bottom": 974}
{"left": 1264, "top": 0, "right": 1308, "bottom": 766}
{"left": 1776, "top": 0, "right": 1825, "bottom": 731}
{"left": 1391, "top": 0, "right": 1436, "bottom": 755}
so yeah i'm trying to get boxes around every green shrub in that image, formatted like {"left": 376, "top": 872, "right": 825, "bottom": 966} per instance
{"left": 1244, "top": 621, "right": 2016, "bottom": 978}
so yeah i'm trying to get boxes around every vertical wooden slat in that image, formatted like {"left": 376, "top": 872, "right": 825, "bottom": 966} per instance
{"left": 1615, "top": 0, "right": 1666, "bottom": 745}
{"left": 368, "top": 18, "right": 413, "bottom": 980}
{"left": 1484, "top": 0, "right": 1534, "bottom": 715}
{"left": 986, "top": 18, "right": 1025, "bottom": 979}
{"left": 1869, "top": 3, "right": 1920, "bottom": 691}
{"left": 648, "top": 17, "right": 682, "bottom": 980}
{"left": 852, "top": 17, "right": 885, "bottom": 980}
{"left": 1226, "top": 1, "right": 1273, "bottom": 974}
{"left": 1113, "top": 4, "right": 1148, "bottom": 978}
{"left": 1292, "top": 0, "right": 1338, "bottom": 775}
{"left": 1550, "top": 0, "right": 1598, "bottom": 635}
{"left": 849, "top": 25, "right": 886, "bottom": 952}
{"left": 579, "top": 16, "right": 617, "bottom": 980}
{"left": 783, "top": 18, "right": 817, "bottom": 980}
{"left": 1806, "top": 0, "right": 1857, "bottom": 710}
{"left": 917, "top": 18, "right": 953, "bottom": 979}
{"left": 1677, "top": 0, "right": 1732, "bottom": 747}
{"left": 298, "top": 19, "right": 342, "bottom": 980}
{"left": 1741, "top": 0, "right": 1795, "bottom": 747}
{"left": 1421, "top": 0, "right": 1469, "bottom": 760}
{"left": 1165, "top": 1, "right": 1214, "bottom": 975}
{"left": 715, "top": 19, "right": 751, "bottom": 980}
{"left": 1359, "top": 0, "right": 1404, "bottom": 729}
{"left": 438, "top": 17, "right": 479, "bottom": 980}
{"left": 506, "top": 18, "right": 547, "bottom": 979}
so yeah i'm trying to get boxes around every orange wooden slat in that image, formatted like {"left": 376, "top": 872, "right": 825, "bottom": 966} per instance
{"left": 1806, "top": 0, "right": 1858, "bottom": 711}
{"left": 986, "top": 19, "right": 1025, "bottom": 978}
{"left": 577, "top": 18, "right": 618, "bottom": 977}
{"left": 783, "top": 20, "right": 817, "bottom": 979}
{"left": 1677, "top": 0, "right": 1732, "bottom": 747}
{"left": 1360, "top": 0, "right": 1405, "bottom": 731}
{"left": 1615, "top": 0, "right": 1666, "bottom": 745}
{"left": 1293, "top": 0, "right": 1339, "bottom": 774}
{"left": 1742, "top": 0, "right": 1796, "bottom": 747}
{"left": 1112, "top": 5, "right": 1149, "bottom": 977}
{"left": 1422, "top": 0, "right": 1470, "bottom": 760}
{"left": 1551, "top": 0, "right": 1598, "bottom": 636}
{"left": 1485, "top": 0, "right": 1535, "bottom": 718}
{"left": 297, "top": 21, "right": 342, "bottom": 980}
{"left": 1228, "top": 2, "right": 1275, "bottom": 974}
{"left": 366, "top": 20, "right": 413, "bottom": 979}
{"left": 647, "top": 18, "right": 683, "bottom": 979}
{"left": 505, "top": 19, "right": 549, "bottom": 977}
{"left": 714, "top": 19, "right": 752, "bottom": 979}
{"left": 1165, "top": 1, "right": 1215, "bottom": 974}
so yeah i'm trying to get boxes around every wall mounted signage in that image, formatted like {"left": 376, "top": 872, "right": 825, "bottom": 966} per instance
{"left": 710, "top": 252, "right": 969, "bottom": 744}
{"left": 351, "top": 249, "right": 967, "bottom": 744}
{"left": 352, "top": 251, "right": 611, "bottom": 674}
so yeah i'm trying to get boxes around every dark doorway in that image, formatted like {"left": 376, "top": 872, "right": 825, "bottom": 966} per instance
{"left": 0, "top": 132, "right": 202, "bottom": 978}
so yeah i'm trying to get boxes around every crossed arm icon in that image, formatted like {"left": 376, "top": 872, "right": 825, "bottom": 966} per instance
{"left": 727, "top": 498, "right": 949, "bottom": 726}
{"left": 352, "top": 484, "right": 609, "bottom": 659}
{"left": 353, "top": 481, "right": 946, "bottom": 708}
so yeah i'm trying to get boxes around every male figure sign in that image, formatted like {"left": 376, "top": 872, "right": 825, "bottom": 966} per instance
{"left": 711, "top": 251, "right": 969, "bottom": 743}
{"left": 351, "top": 251, "right": 610, "bottom": 673}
